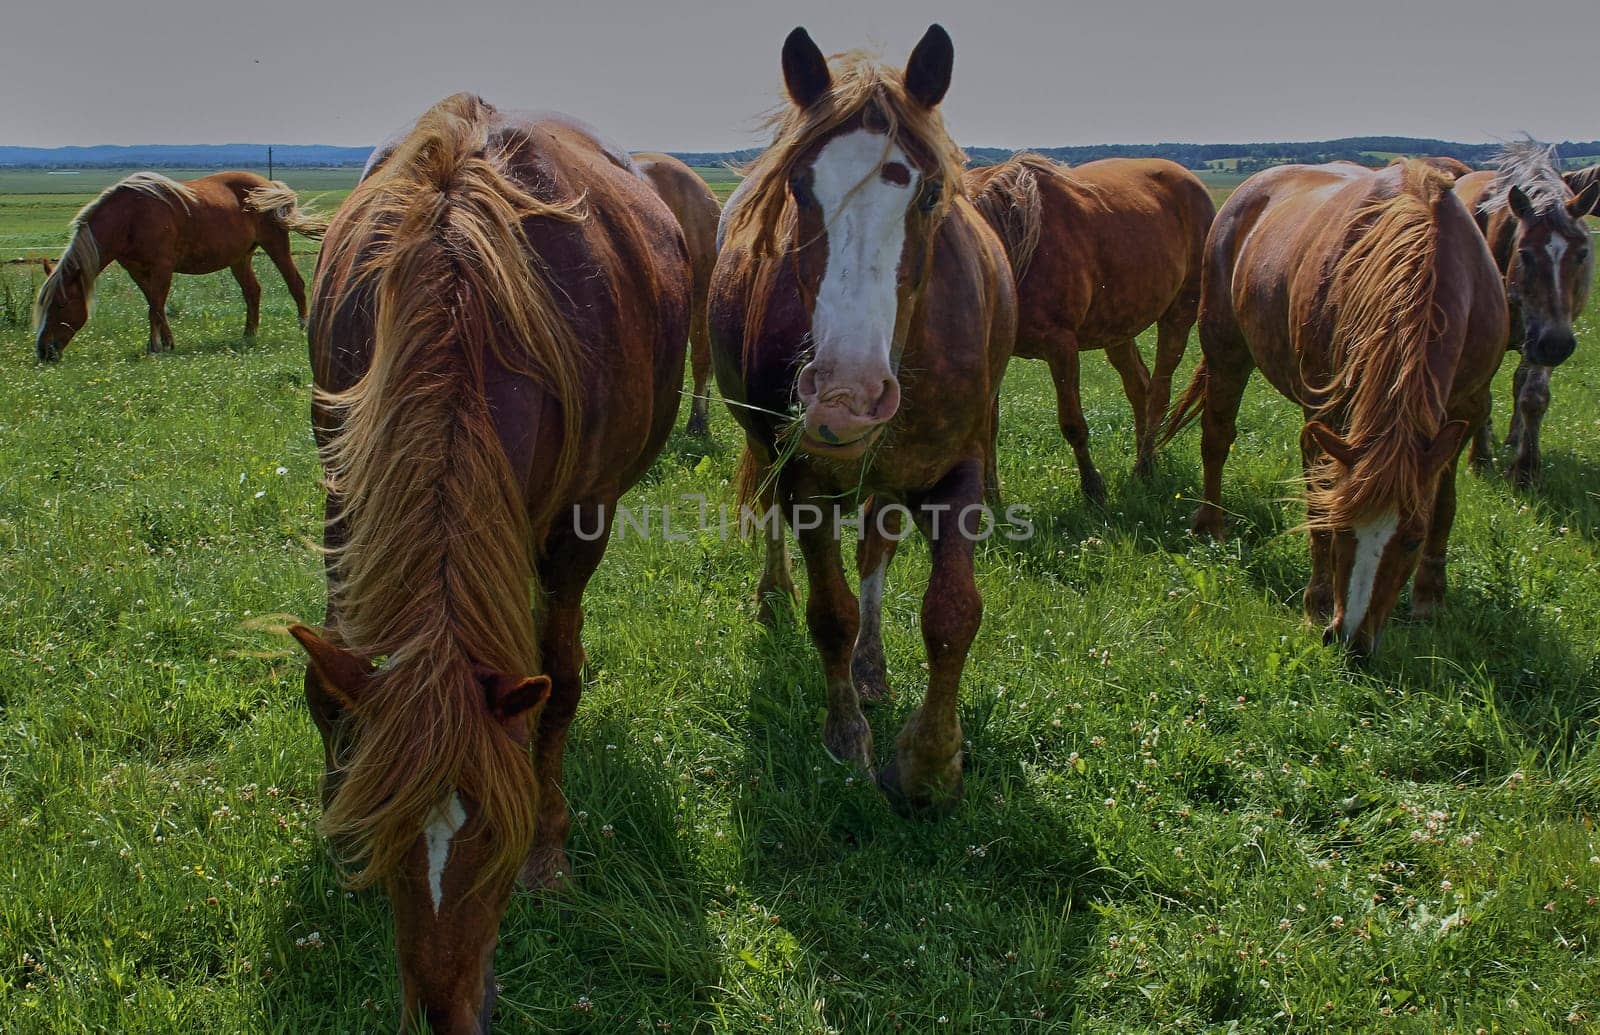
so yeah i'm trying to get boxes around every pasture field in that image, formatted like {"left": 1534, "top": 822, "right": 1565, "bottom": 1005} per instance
{"left": 1, "top": 180, "right": 1599, "bottom": 1034}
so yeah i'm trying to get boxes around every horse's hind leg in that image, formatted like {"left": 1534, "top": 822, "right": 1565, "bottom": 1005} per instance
{"left": 1191, "top": 335, "right": 1252, "bottom": 540}
{"left": 1138, "top": 298, "right": 1198, "bottom": 477}
{"left": 521, "top": 515, "right": 609, "bottom": 892}
{"left": 1047, "top": 337, "right": 1107, "bottom": 506}
{"left": 260, "top": 229, "right": 308, "bottom": 331}
{"left": 751, "top": 464, "right": 799, "bottom": 627}
{"left": 878, "top": 457, "right": 984, "bottom": 816}
{"left": 1508, "top": 359, "right": 1549, "bottom": 488}
{"left": 685, "top": 301, "right": 712, "bottom": 435}
{"left": 851, "top": 498, "right": 902, "bottom": 704}
{"left": 1104, "top": 339, "right": 1152, "bottom": 474}
{"left": 791, "top": 480, "right": 872, "bottom": 770}
{"left": 230, "top": 257, "right": 261, "bottom": 340}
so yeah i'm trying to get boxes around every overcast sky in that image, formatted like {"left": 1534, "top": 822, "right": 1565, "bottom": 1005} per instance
{"left": 5, "top": 0, "right": 1597, "bottom": 151}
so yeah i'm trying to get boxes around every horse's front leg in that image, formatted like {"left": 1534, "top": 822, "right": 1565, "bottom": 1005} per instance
{"left": 127, "top": 265, "right": 175, "bottom": 353}
{"left": 1508, "top": 360, "right": 1551, "bottom": 488}
{"left": 878, "top": 458, "right": 985, "bottom": 816}
{"left": 521, "top": 514, "right": 609, "bottom": 892}
{"left": 851, "top": 497, "right": 903, "bottom": 704}
{"left": 792, "top": 484, "right": 872, "bottom": 770}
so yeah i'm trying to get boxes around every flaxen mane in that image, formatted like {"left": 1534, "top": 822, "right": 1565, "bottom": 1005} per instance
{"left": 1303, "top": 160, "right": 1454, "bottom": 529}
{"left": 966, "top": 154, "right": 1048, "bottom": 282}
{"left": 244, "top": 181, "right": 330, "bottom": 239}
{"left": 32, "top": 172, "right": 198, "bottom": 336}
{"left": 1479, "top": 139, "right": 1570, "bottom": 215}
{"left": 722, "top": 49, "right": 968, "bottom": 259}
{"left": 310, "top": 92, "right": 586, "bottom": 887}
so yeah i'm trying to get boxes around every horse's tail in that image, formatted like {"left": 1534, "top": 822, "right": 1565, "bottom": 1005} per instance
{"left": 308, "top": 92, "right": 586, "bottom": 887}
{"left": 968, "top": 155, "right": 1044, "bottom": 283}
{"left": 245, "top": 181, "right": 330, "bottom": 240}
{"left": 1160, "top": 359, "right": 1209, "bottom": 445}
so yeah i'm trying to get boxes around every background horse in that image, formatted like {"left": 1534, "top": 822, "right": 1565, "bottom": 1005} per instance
{"left": 710, "top": 26, "right": 1015, "bottom": 813}
{"left": 1565, "top": 164, "right": 1600, "bottom": 198}
{"left": 33, "top": 171, "right": 326, "bottom": 360}
{"left": 966, "top": 154, "right": 1214, "bottom": 502}
{"left": 1455, "top": 143, "right": 1599, "bottom": 484}
{"left": 292, "top": 94, "right": 689, "bottom": 1033}
{"left": 633, "top": 151, "right": 722, "bottom": 435}
{"left": 1163, "top": 160, "right": 1505, "bottom": 660}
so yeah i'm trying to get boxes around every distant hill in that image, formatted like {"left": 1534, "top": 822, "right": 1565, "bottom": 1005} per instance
{"left": 3, "top": 137, "right": 1598, "bottom": 172}
{"left": 0, "top": 144, "right": 372, "bottom": 168}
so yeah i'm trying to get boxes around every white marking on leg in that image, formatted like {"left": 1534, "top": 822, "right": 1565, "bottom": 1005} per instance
{"left": 808, "top": 129, "right": 916, "bottom": 381}
{"left": 423, "top": 792, "right": 467, "bottom": 913}
{"left": 857, "top": 556, "right": 886, "bottom": 645}
{"left": 1342, "top": 511, "right": 1397, "bottom": 642}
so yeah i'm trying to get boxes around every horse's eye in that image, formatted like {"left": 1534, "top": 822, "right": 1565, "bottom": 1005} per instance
{"left": 917, "top": 182, "right": 942, "bottom": 212}
{"left": 1400, "top": 538, "right": 1423, "bottom": 553}
{"left": 1518, "top": 247, "right": 1536, "bottom": 263}
{"left": 1578, "top": 246, "right": 1590, "bottom": 262}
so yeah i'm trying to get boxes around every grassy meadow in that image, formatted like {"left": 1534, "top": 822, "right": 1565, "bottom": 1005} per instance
{"left": 1, "top": 169, "right": 1599, "bottom": 1033}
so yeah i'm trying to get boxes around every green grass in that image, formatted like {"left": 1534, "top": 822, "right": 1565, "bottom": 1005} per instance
{"left": 1, "top": 186, "right": 1599, "bottom": 1034}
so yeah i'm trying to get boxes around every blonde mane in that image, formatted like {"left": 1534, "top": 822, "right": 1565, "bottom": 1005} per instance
{"left": 1305, "top": 160, "right": 1455, "bottom": 530}
{"left": 720, "top": 49, "right": 968, "bottom": 259}
{"left": 965, "top": 153, "right": 1052, "bottom": 281}
{"left": 32, "top": 172, "right": 198, "bottom": 336}
{"left": 1480, "top": 139, "right": 1570, "bottom": 216}
{"left": 310, "top": 93, "right": 586, "bottom": 888}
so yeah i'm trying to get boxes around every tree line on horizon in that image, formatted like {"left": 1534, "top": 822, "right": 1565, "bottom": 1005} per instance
{"left": 3, "top": 136, "right": 1598, "bottom": 172}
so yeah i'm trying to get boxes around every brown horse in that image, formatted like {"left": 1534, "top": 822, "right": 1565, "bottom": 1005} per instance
{"left": 710, "top": 26, "right": 1015, "bottom": 812}
{"left": 33, "top": 171, "right": 326, "bottom": 360}
{"left": 290, "top": 95, "right": 689, "bottom": 1033}
{"left": 1455, "top": 143, "right": 1599, "bottom": 484}
{"left": 633, "top": 151, "right": 722, "bottom": 434}
{"left": 965, "top": 154, "right": 1214, "bottom": 500}
{"left": 1163, "top": 161, "right": 1506, "bottom": 660}
{"left": 1566, "top": 164, "right": 1600, "bottom": 198}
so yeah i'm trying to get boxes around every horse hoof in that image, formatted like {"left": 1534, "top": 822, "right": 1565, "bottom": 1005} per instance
{"left": 1131, "top": 455, "right": 1156, "bottom": 480}
{"left": 1081, "top": 472, "right": 1107, "bottom": 507}
{"left": 1509, "top": 464, "right": 1537, "bottom": 490}
{"left": 755, "top": 586, "right": 798, "bottom": 628}
{"left": 518, "top": 846, "right": 573, "bottom": 895}
{"left": 1468, "top": 455, "right": 1493, "bottom": 477}
{"left": 876, "top": 755, "right": 963, "bottom": 818}
{"left": 822, "top": 713, "right": 874, "bottom": 770}
{"left": 685, "top": 412, "right": 709, "bottom": 437}
{"left": 851, "top": 658, "right": 891, "bottom": 705}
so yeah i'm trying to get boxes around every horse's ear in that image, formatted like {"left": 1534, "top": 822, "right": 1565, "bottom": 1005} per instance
{"left": 782, "top": 27, "right": 831, "bottom": 109}
{"left": 1423, "top": 420, "right": 1470, "bottom": 474}
{"left": 1569, "top": 182, "right": 1600, "bottom": 220}
{"left": 1508, "top": 185, "right": 1536, "bottom": 221}
{"left": 289, "top": 625, "right": 374, "bottom": 709}
{"left": 478, "top": 669, "right": 552, "bottom": 723}
{"left": 1302, "top": 420, "right": 1359, "bottom": 468}
{"left": 905, "top": 24, "right": 954, "bottom": 108}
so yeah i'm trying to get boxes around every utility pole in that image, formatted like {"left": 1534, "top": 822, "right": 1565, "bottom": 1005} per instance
{"left": 267, "top": 146, "right": 273, "bottom": 181}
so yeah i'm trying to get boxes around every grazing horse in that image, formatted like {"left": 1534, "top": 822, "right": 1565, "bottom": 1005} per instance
{"left": 1163, "top": 161, "right": 1506, "bottom": 660}
{"left": 965, "top": 154, "right": 1214, "bottom": 500}
{"left": 633, "top": 152, "right": 722, "bottom": 435}
{"left": 33, "top": 171, "right": 326, "bottom": 360}
{"left": 1455, "top": 143, "right": 1599, "bottom": 485}
{"left": 710, "top": 26, "right": 1016, "bottom": 812}
{"left": 290, "top": 94, "right": 689, "bottom": 1033}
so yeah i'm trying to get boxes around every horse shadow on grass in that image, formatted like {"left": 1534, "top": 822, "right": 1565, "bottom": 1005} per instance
{"left": 722, "top": 619, "right": 1106, "bottom": 1030}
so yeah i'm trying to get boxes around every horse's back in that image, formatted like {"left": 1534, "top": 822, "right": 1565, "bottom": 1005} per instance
{"left": 1025, "top": 157, "right": 1213, "bottom": 345}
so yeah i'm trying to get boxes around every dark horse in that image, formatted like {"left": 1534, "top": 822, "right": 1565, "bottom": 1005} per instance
{"left": 1164, "top": 161, "right": 1505, "bottom": 660}
{"left": 710, "top": 27, "right": 1016, "bottom": 811}
{"left": 965, "top": 154, "right": 1214, "bottom": 500}
{"left": 290, "top": 94, "right": 689, "bottom": 1032}
{"left": 34, "top": 171, "right": 325, "bottom": 360}
{"left": 633, "top": 151, "right": 722, "bottom": 434}
{"left": 1455, "top": 143, "right": 1598, "bottom": 485}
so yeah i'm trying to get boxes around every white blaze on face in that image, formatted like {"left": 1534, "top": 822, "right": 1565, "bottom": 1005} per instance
{"left": 808, "top": 129, "right": 918, "bottom": 377}
{"left": 1548, "top": 236, "right": 1568, "bottom": 304}
{"left": 423, "top": 792, "right": 467, "bottom": 913}
{"left": 1341, "top": 511, "right": 1398, "bottom": 642}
